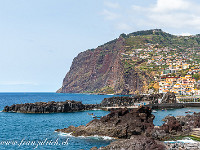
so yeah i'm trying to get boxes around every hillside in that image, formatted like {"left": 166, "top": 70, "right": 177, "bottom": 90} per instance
{"left": 57, "top": 29, "right": 200, "bottom": 94}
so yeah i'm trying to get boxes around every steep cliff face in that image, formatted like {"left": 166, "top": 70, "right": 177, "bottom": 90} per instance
{"left": 57, "top": 35, "right": 151, "bottom": 94}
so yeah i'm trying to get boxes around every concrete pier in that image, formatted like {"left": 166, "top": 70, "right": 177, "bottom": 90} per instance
{"left": 101, "top": 106, "right": 138, "bottom": 111}
{"left": 101, "top": 102, "right": 200, "bottom": 111}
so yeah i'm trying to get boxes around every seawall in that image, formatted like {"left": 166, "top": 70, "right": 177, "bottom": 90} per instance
{"left": 148, "top": 103, "right": 200, "bottom": 109}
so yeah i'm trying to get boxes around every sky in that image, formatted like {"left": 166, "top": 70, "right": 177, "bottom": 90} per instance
{"left": 1, "top": 0, "right": 200, "bottom": 92}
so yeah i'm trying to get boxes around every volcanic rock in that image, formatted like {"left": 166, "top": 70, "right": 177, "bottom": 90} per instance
{"left": 161, "top": 92, "right": 177, "bottom": 103}
{"left": 100, "top": 92, "right": 176, "bottom": 108}
{"left": 96, "top": 135, "right": 166, "bottom": 150}
{"left": 3, "top": 100, "right": 98, "bottom": 113}
{"left": 55, "top": 106, "right": 155, "bottom": 139}
{"left": 148, "top": 112, "right": 200, "bottom": 140}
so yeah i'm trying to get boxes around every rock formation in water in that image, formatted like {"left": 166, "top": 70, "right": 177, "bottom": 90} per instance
{"left": 147, "top": 112, "right": 200, "bottom": 141}
{"left": 3, "top": 100, "right": 98, "bottom": 113}
{"left": 2, "top": 92, "right": 176, "bottom": 113}
{"left": 91, "top": 135, "right": 166, "bottom": 150}
{"left": 92, "top": 112, "right": 200, "bottom": 150}
{"left": 55, "top": 106, "right": 155, "bottom": 138}
{"left": 53, "top": 103, "right": 200, "bottom": 149}
{"left": 100, "top": 92, "right": 176, "bottom": 107}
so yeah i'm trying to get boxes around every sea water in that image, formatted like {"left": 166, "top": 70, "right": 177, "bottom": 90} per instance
{"left": 0, "top": 93, "right": 115, "bottom": 150}
{"left": 0, "top": 93, "right": 200, "bottom": 150}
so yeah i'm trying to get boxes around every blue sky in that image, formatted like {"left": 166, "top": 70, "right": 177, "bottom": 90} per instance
{"left": 1, "top": 0, "right": 200, "bottom": 92}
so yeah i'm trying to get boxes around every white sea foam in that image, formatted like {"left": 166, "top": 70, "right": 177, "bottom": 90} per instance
{"left": 92, "top": 109, "right": 101, "bottom": 111}
{"left": 79, "top": 135, "right": 114, "bottom": 140}
{"left": 57, "top": 132, "right": 73, "bottom": 137}
{"left": 177, "top": 139, "right": 197, "bottom": 143}
{"left": 57, "top": 132, "right": 114, "bottom": 140}
{"left": 94, "top": 135, "right": 114, "bottom": 140}
{"left": 164, "top": 138, "right": 198, "bottom": 144}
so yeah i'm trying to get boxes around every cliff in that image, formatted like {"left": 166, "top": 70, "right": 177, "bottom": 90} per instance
{"left": 57, "top": 35, "right": 152, "bottom": 95}
{"left": 57, "top": 29, "right": 200, "bottom": 94}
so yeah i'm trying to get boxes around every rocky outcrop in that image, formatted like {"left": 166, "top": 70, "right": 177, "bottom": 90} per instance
{"left": 165, "top": 141, "right": 200, "bottom": 150}
{"left": 2, "top": 92, "right": 177, "bottom": 113}
{"left": 91, "top": 112, "right": 200, "bottom": 150}
{"left": 3, "top": 100, "right": 98, "bottom": 113}
{"left": 55, "top": 106, "right": 155, "bottom": 139}
{"left": 161, "top": 92, "right": 176, "bottom": 103}
{"left": 147, "top": 112, "right": 200, "bottom": 140}
{"left": 93, "top": 136, "right": 166, "bottom": 150}
{"left": 100, "top": 92, "right": 176, "bottom": 107}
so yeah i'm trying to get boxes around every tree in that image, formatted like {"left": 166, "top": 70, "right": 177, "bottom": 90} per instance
{"left": 153, "top": 82, "right": 159, "bottom": 93}
{"left": 192, "top": 73, "right": 200, "bottom": 81}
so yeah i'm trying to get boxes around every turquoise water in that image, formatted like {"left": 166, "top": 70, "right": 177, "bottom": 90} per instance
{"left": 0, "top": 93, "right": 200, "bottom": 150}
{"left": 0, "top": 93, "right": 115, "bottom": 150}
{"left": 153, "top": 107, "right": 200, "bottom": 126}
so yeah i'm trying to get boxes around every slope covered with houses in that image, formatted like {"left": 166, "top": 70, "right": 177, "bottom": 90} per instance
{"left": 119, "top": 29, "right": 200, "bottom": 96}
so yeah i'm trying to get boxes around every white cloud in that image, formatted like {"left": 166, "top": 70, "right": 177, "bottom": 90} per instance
{"left": 104, "top": 1, "right": 120, "bottom": 9}
{"left": 101, "top": 0, "right": 200, "bottom": 33}
{"left": 131, "top": 0, "right": 200, "bottom": 31}
{"left": 101, "top": 9, "right": 120, "bottom": 20}
{"left": 153, "top": 0, "right": 190, "bottom": 13}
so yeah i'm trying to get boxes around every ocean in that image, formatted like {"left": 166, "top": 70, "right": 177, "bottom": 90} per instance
{"left": 1, "top": 93, "right": 200, "bottom": 150}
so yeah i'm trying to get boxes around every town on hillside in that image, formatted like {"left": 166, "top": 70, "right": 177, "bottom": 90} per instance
{"left": 121, "top": 39, "right": 200, "bottom": 99}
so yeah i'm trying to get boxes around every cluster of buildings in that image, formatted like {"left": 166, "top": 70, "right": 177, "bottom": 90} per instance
{"left": 159, "top": 75, "right": 200, "bottom": 96}
{"left": 158, "top": 56, "right": 200, "bottom": 96}
{"left": 121, "top": 44, "right": 200, "bottom": 96}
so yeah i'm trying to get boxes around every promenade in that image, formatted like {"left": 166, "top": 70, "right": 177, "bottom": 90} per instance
{"left": 177, "top": 96, "right": 200, "bottom": 102}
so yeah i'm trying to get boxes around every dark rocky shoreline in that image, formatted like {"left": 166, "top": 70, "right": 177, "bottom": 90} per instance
{"left": 56, "top": 106, "right": 167, "bottom": 150}
{"left": 100, "top": 92, "right": 177, "bottom": 107}
{"left": 3, "top": 100, "right": 98, "bottom": 113}
{"left": 56, "top": 106, "right": 154, "bottom": 138}
{"left": 2, "top": 92, "right": 177, "bottom": 113}
{"left": 55, "top": 107, "right": 200, "bottom": 150}
{"left": 3, "top": 93, "right": 200, "bottom": 149}
{"left": 2, "top": 92, "right": 199, "bottom": 114}
{"left": 92, "top": 135, "right": 166, "bottom": 150}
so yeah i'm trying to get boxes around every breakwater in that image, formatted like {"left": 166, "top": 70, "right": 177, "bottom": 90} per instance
{"left": 148, "top": 103, "right": 200, "bottom": 109}
{"left": 101, "top": 103, "right": 200, "bottom": 110}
